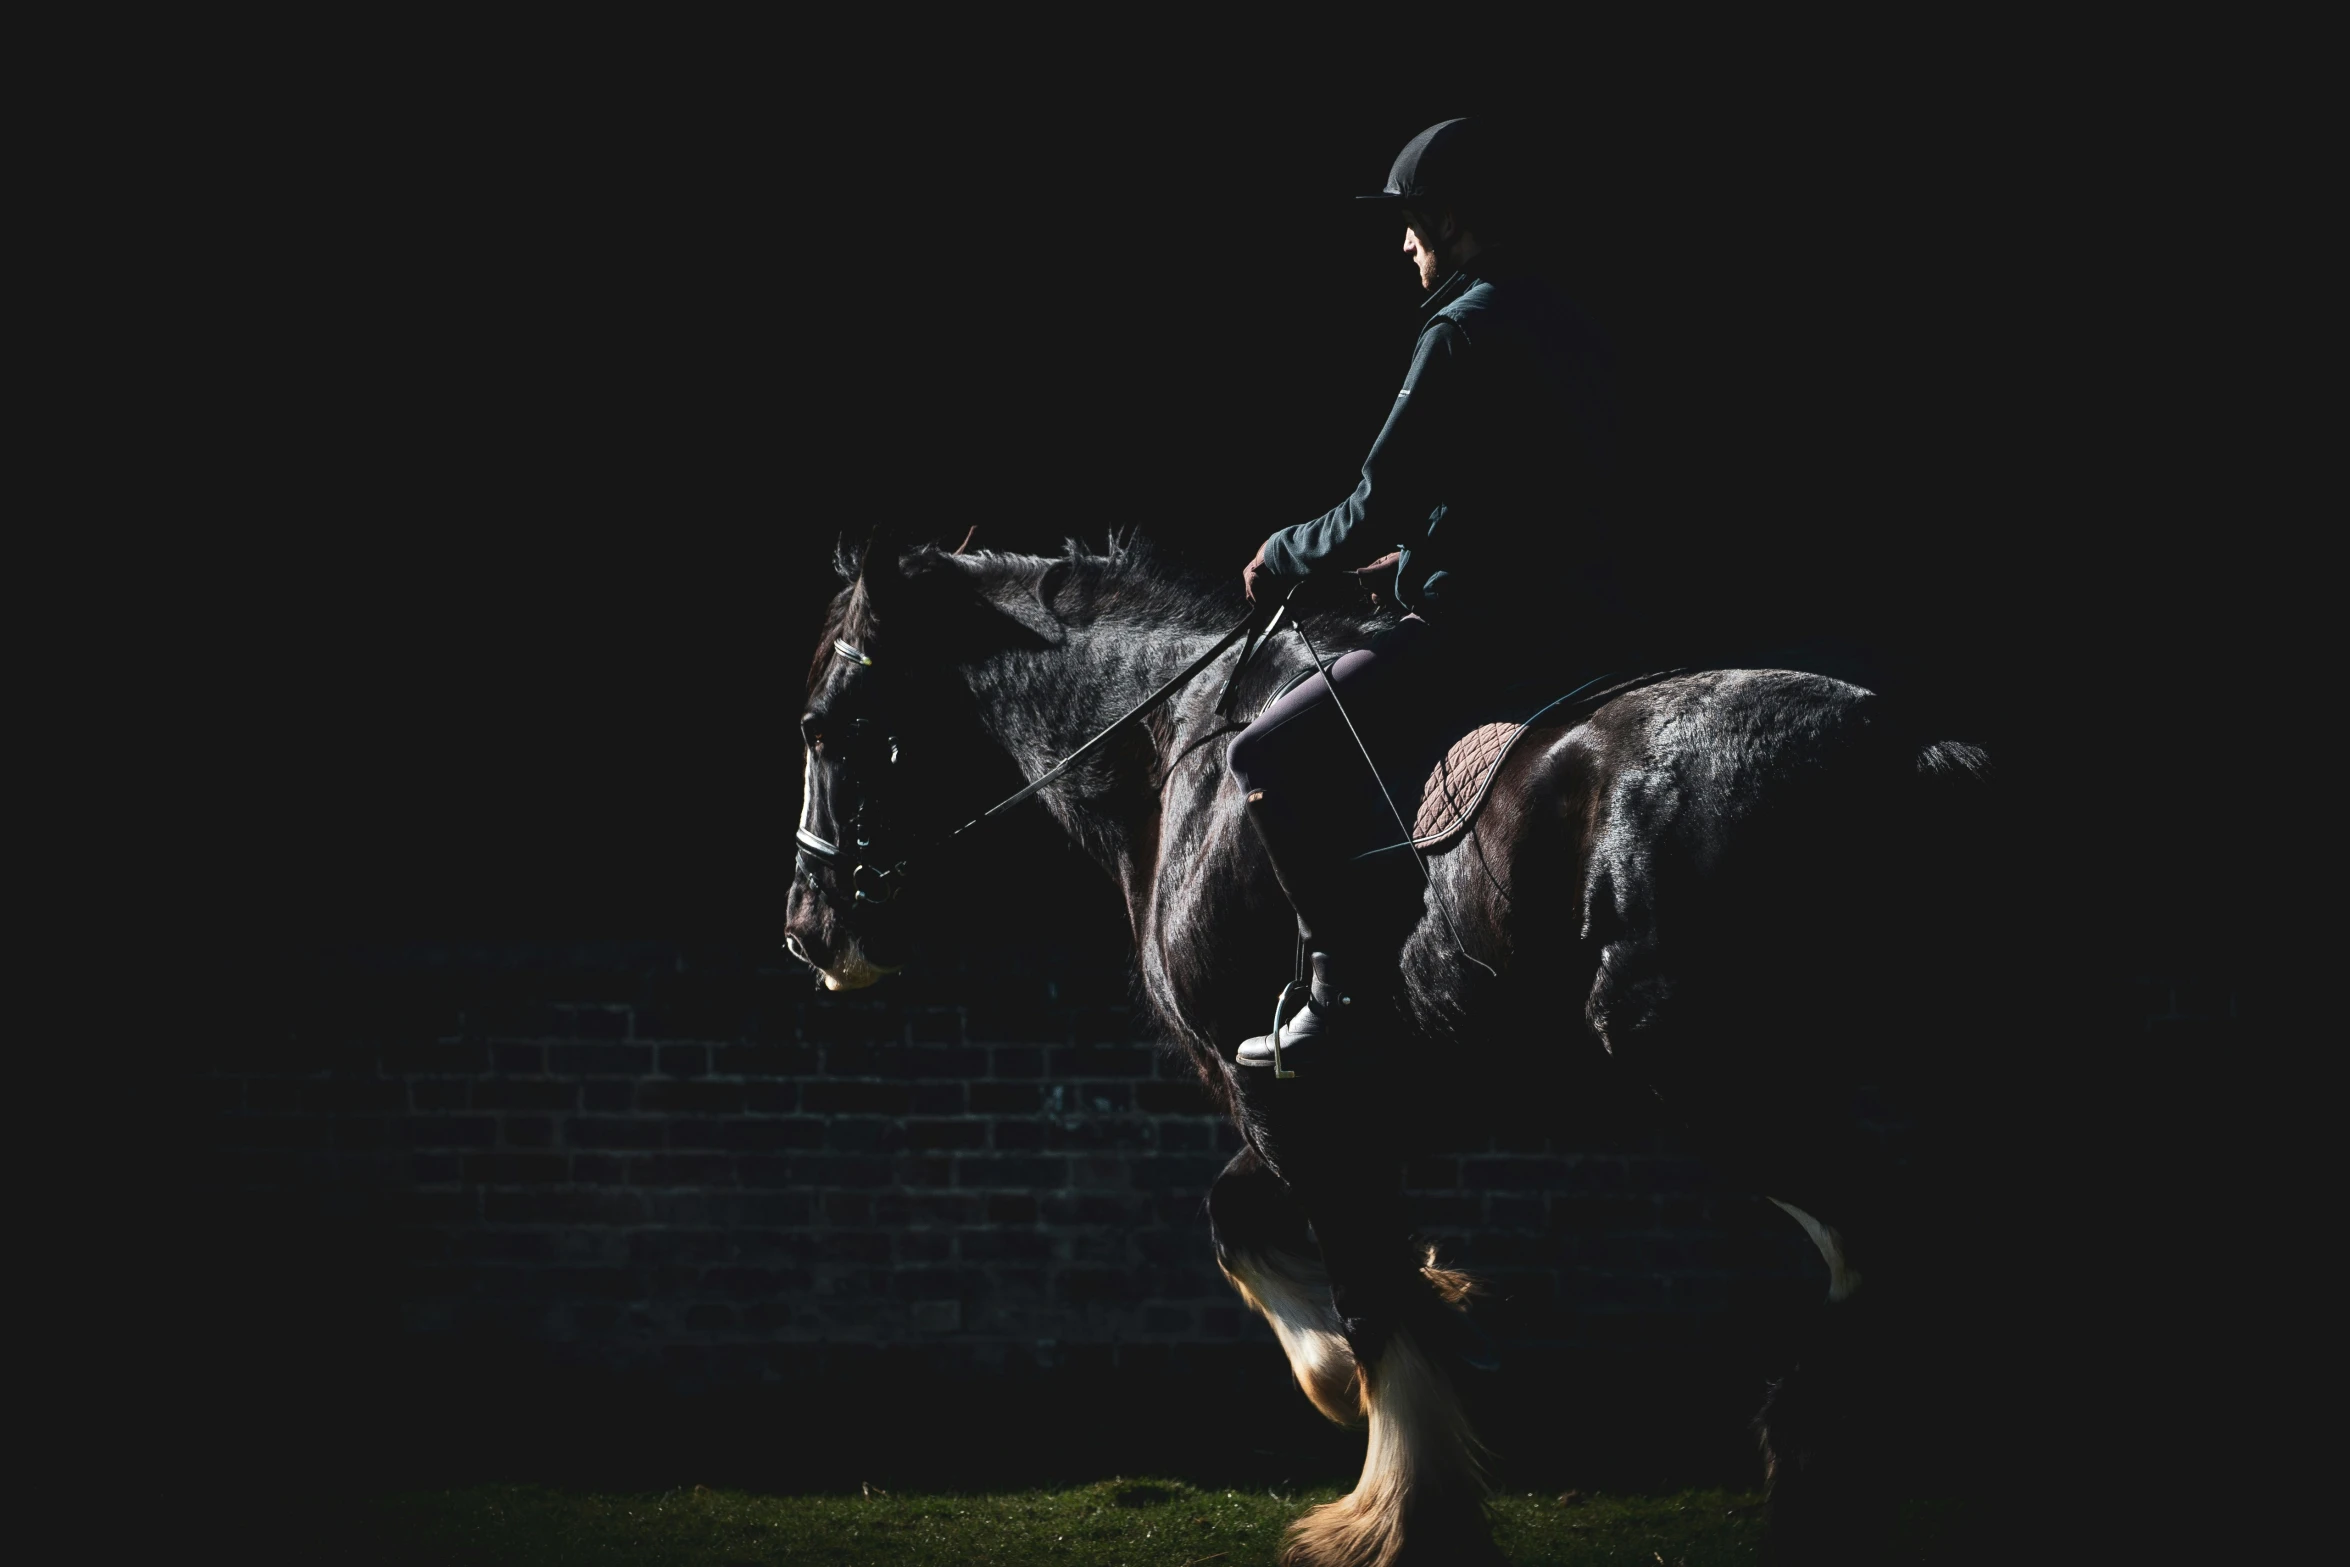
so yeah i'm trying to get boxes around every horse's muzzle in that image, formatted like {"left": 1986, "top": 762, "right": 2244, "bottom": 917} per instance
{"left": 783, "top": 880, "right": 902, "bottom": 990}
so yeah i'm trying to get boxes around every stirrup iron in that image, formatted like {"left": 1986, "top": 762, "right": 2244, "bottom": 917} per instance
{"left": 1266, "top": 977, "right": 1307, "bottom": 1080}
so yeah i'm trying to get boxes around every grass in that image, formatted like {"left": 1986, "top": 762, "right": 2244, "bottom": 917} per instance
{"left": 349, "top": 1478, "right": 1974, "bottom": 1564}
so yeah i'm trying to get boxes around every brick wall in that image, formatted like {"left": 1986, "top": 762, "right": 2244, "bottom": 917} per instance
{"left": 170, "top": 937, "right": 2242, "bottom": 1491}
{"left": 190, "top": 944, "right": 1844, "bottom": 1399}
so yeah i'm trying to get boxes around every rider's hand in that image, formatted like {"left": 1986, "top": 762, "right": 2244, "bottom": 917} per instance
{"left": 1354, "top": 551, "right": 1401, "bottom": 607}
{"left": 1242, "top": 543, "right": 1273, "bottom": 604}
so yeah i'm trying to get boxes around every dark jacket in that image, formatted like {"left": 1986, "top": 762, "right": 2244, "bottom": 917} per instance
{"left": 1261, "top": 257, "right": 1618, "bottom": 627}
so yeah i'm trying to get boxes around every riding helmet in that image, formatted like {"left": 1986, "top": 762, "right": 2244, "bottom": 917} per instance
{"left": 1358, "top": 118, "right": 1496, "bottom": 208}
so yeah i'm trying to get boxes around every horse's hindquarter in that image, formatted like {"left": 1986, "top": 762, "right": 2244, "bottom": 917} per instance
{"left": 1573, "top": 672, "right": 1950, "bottom": 1165}
{"left": 1576, "top": 668, "right": 1894, "bottom": 915}
{"left": 1416, "top": 671, "right": 1924, "bottom": 1130}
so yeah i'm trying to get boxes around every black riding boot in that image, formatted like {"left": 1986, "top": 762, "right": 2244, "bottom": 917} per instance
{"left": 1233, "top": 788, "right": 1380, "bottom": 1077}
{"left": 1237, "top": 949, "right": 1350, "bottom": 1074}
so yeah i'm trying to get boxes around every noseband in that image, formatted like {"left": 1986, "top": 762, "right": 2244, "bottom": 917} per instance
{"left": 796, "top": 610, "right": 1266, "bottom": 918}
{"left": 793, "top": 640, "right": 913, "bottom": 911}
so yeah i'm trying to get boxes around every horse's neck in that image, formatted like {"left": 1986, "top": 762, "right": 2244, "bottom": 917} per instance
{"left": 969, "top": 620, "right": 1222, "bottom": 922}
{"left": 969, "top": 614, "right": 1344, "bottom": 1052}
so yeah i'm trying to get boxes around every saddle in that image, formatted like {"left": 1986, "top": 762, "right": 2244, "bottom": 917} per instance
{"left": 1403, "top": 670, "right": 1685, "bottom": 850}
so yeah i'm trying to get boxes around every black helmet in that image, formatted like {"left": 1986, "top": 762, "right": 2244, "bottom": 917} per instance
{"left": 1357, "top": 118, "right": 1496, "bottom": 209}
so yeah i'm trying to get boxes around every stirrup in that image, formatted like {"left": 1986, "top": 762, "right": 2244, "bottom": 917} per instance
{"left": 1236, "top": 953, "right": 1347, "bottom": 1078}
{"left": 1245, "top": 977, "right": 1313, "bottom": 1079}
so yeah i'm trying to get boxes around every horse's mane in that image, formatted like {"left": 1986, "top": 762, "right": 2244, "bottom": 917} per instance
{"left": 817, "top": 530, "right": 1382, "bottom": 711}
{"left": 830, "top": 531, "right": 1244, "bottom": 637}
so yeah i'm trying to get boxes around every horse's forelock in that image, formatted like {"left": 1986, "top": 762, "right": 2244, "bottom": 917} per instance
{"left": 808, "top": 581, "right": 858, "bottom": 699}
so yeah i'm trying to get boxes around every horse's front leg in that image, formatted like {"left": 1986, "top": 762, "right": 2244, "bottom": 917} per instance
{"left": 1208, "top": 1145, "right": 1500, "bottom": 1567}
{"left": 1208, "top": 1146, "right": 1363, "bottom": 1425}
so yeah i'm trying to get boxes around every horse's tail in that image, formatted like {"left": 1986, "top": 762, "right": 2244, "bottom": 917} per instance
{"left": 1900, "top": 734, "right": 2006, "bottom": 1111}
{"left": 1911, "top": 737, "right": 1996, "bottom": 887}
{"left": 1915, "top": 737, "right": 1991, "bottom": 787}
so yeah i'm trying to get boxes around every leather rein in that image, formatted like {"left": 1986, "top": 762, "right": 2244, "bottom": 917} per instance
{"left": 795, "top": 606, "right": 1269, "bottom": 914}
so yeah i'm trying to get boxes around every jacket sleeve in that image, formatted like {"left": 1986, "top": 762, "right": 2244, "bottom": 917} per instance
{"left": 1260, "top": 320, "right": 1465, "bottom": 581}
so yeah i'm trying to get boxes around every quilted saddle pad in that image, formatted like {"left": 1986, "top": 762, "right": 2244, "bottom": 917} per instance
{"left": 1411, "top": 721, "right": 1532, "bottom": 847}
{"left": 1405, "top": 670, "right": 1689, "bottom": 850}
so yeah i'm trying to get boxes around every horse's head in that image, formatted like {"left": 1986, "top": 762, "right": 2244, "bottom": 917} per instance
{"left": 782, "top": 537, "right": 1070, "bottom": 989}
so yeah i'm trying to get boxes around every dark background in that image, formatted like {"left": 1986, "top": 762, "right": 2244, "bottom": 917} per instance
{"left": 174, "top": 47, "right": 2265, "bottom": 952}
{"left": 127, "top": 27, "right": 2288, "bottom": 1542}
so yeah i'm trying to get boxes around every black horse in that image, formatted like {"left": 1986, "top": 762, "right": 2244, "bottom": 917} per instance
{"left": 784, "top": 536, "right": 1999, "bottom": 1565}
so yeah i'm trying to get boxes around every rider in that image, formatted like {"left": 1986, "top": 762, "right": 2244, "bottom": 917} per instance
{"left": 1232, "top": 117, "right": 1619, "bottom": 1074}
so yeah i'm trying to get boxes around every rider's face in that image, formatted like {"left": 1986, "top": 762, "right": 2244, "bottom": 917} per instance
{"left": 1402, "top": 208, "right": 1448, "bottom": 289}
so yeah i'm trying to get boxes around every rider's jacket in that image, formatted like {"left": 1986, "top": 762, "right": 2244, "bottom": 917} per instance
{"left": 1260, "top": 254, "right": 1618, "bottom": 629}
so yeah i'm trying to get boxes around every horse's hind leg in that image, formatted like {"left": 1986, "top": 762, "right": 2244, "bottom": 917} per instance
{"left": 1209, "top": 1148, "right": 1500, "bottom": 1567}
{"left": 1589, "top": 932, "right": 1907, "bottom": 1561}
{"left": 1751, "top": 1229, "right": 1898, "bottom": 1564}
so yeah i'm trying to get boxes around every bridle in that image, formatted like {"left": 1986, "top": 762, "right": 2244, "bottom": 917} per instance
{"left": 792, "top": 639, "right": 913, "bottom": 913}
{"left": 795, "top": 608, "right": 1268, "bottom": 918}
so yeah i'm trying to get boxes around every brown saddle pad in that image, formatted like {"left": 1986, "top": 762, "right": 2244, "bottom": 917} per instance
{"left": 1408, "top": 671, "right": 1687, "bottom": 849}
{"left": 1411, "top": 721, "right": 1534, "bottom": 847}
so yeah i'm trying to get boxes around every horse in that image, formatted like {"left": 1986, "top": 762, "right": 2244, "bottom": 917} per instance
{"left": 783, "top": 534, "right": 2000, "bottom": 1565}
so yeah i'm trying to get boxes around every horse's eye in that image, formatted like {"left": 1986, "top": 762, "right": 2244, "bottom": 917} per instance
{"left": 800, "top": 712, "right": 825, "bottom": 750}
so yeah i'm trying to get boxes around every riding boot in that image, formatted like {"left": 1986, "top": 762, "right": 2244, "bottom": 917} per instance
{"left": 1236, "top": 949, "right": 1350, "bottom": 1074}
{"left": 1232, "top": 788, "right": 1374, "bottom": 1077}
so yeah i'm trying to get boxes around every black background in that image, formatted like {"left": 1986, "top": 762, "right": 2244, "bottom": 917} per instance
{"left": 110, "top": 30, "right": 2298, "bottom": 1550}
{"left": 156, "top": 36, "right": 2271, "bottom": 962}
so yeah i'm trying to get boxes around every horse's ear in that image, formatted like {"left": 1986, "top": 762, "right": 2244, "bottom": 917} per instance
{"left": 856, "top": 525, "right": 909, "bottom": 605}
{"left": 985, "top": 559, "right": 1067, "bottom": 647}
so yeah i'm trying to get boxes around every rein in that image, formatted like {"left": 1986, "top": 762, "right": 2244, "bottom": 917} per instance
{"left": 797, "top": 606, "right": 1266, "bottom": 911}
{"left": 946, "top": 609, "right": 1262, "bottom": 838}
